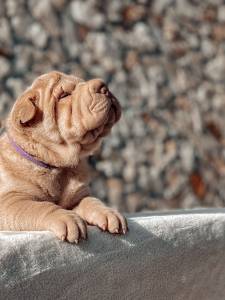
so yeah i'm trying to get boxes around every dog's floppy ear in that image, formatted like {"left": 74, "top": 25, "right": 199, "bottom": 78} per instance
{"left": 18, "top": 97, "right": 36, "bottom": 124}
{"left": 12, "top": 91, "right": 37, "bottom": 126}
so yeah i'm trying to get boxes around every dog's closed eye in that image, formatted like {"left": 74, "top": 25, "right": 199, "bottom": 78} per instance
{"left": 58, "top": 91, "right": 71, "bottom": 101}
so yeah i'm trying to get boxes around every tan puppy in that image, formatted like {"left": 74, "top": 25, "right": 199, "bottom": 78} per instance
{"left": 0, "top": 71, "right": 127, "bottom": 243}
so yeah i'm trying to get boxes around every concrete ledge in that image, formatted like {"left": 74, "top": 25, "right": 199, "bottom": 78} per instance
{"left": 1, "top": 209, "right": 225, "bottom": 299}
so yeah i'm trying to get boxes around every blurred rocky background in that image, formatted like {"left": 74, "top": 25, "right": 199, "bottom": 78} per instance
{"left": 1, "top": 0, "right": 225, "bottom": 212}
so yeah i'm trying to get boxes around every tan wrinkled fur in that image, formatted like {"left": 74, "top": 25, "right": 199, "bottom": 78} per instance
{"left": 0, "top": 71, "right": 127, "bottom": 243}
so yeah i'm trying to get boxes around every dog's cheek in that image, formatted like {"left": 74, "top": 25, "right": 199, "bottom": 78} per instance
{"left": 56, "top": 103, "right": 69, "bottom": 133}
{"left": 56, "top": 102, "right": 83, "bottom": 143}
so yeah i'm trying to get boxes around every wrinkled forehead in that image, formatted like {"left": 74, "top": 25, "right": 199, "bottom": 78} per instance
{"left": 31, "top": 71, "right": 84, "bottom": 93}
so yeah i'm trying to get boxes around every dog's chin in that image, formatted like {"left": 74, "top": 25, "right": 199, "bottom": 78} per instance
{"left": 79, "top": 137, "right": 103, "bottom": 157}
{"left": 79, "top": 124, "right": 112, "bottom": 157}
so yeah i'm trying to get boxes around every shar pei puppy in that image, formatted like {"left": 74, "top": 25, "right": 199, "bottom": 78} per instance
{"left": 0, "top": 71, "right": 128, "bottom": 243}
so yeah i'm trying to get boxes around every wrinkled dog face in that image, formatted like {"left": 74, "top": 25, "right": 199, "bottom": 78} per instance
{"left": 8, "top": 71, "right": 121, "bottom": 164}
{"left": 56, "top": 73, "right": 121, "bottom": 155}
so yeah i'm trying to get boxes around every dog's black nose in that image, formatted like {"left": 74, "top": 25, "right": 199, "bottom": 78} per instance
{"left": 88, "top": 79, "right": 109, "bottom": 95}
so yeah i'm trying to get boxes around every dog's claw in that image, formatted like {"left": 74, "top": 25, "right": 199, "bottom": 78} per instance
{"left": 61, "top": 235, "right": 66, "bottom": 241}
{"left": 101, "top": 224, "right": 107, "bottom": 231}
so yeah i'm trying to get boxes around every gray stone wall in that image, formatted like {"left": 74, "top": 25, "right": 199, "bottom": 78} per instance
{"left": 1, "top": 0, "right": 225, "bottom": 212}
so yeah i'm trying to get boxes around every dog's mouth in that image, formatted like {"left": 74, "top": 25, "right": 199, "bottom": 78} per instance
{"left": 80, "top": 104, "right": 118, "bottom": 146}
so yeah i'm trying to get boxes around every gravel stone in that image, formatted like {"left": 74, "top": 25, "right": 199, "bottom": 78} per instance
{"left": 26, "top": 23, "right": 48, "bottom": 49}
{"left": 70, "top": 1, "right": 105, "bottom": 29}
{"left": 205, "top": 56, "right": 225, "bottom": 82}
{"left": 0, "top": 57, "right": 10, "bottom": 77}
{"left": 0, "top": 18, "right": 12, "bottom": 46}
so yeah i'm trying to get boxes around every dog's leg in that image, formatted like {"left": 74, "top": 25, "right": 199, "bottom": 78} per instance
{"left": 73, "top": 196, "right": 128, "bottom": 234}
{"left": 0, "top": 195, "right": 87, "bottom": 243}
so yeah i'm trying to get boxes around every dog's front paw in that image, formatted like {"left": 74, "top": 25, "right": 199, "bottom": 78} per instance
{"left": 43, "top": 209, "right": 87, "bottom": 243}
{"left": 84, "top": 207, "right": 128, "bottom": 235}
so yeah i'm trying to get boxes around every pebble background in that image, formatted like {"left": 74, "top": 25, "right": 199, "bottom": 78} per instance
{"left": 1, "top": 0, "right": 225, "bottom": 212}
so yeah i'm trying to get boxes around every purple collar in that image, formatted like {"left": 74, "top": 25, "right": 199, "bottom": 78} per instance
{"left": 8, "top": 135, "right": 55, "bottom": 170}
